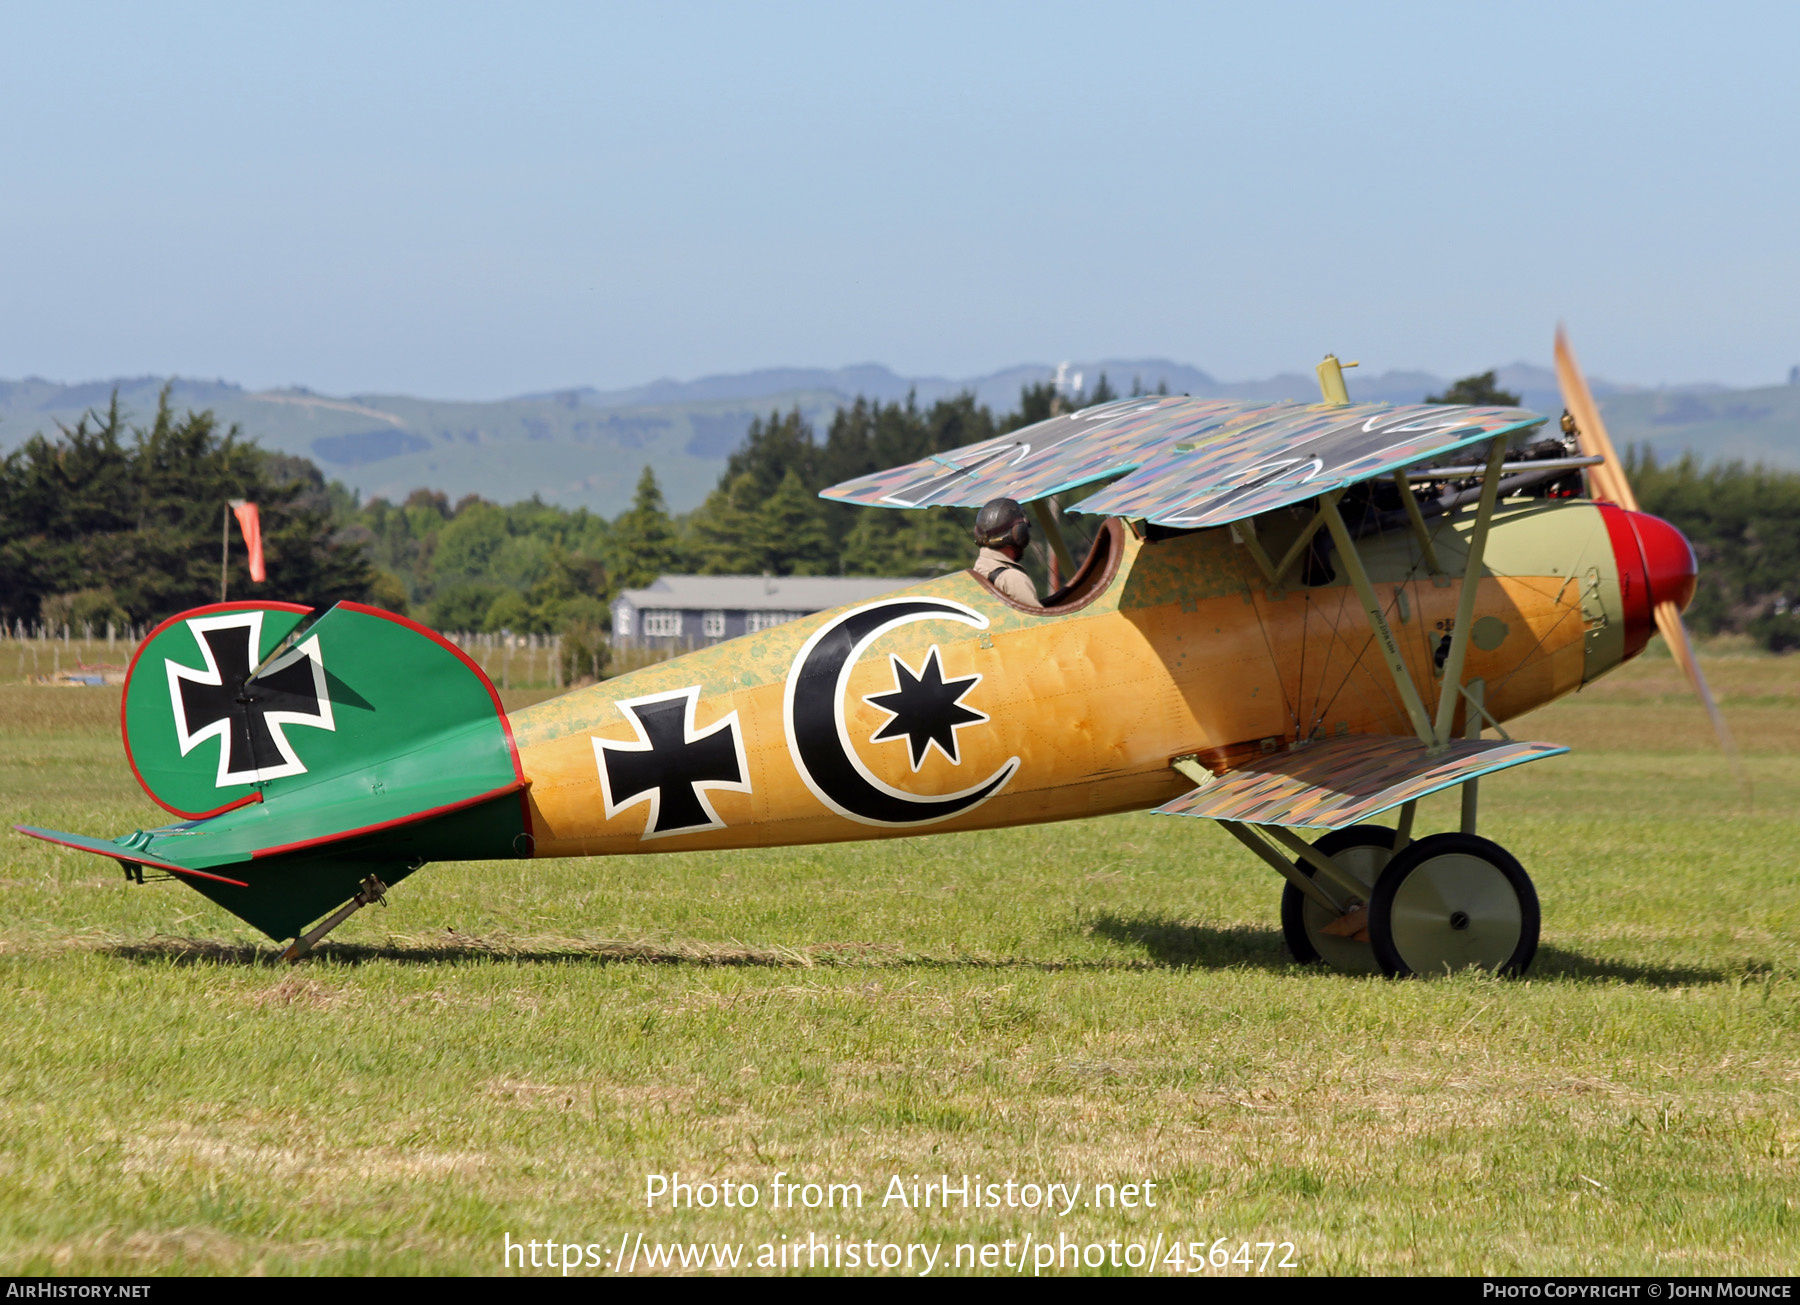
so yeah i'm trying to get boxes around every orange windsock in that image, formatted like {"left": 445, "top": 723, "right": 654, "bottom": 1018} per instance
{"left": 230, "top": 500, "right": 265, "bottom": 583}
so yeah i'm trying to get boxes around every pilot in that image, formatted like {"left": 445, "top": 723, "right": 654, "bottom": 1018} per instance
{"left": 972, "top": 497, "right": 1041, "bottom": 606}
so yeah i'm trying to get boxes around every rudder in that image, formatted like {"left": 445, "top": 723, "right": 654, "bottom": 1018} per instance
{"left": 18, "top": 600, "right": 535, "bottom": 941}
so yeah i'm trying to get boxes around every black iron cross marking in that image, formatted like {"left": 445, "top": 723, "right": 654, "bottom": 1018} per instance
{"left": 593, "top": 687, "right": 750, "bottom": 839}
{"left": 167, "top": 614, "right": 334, "bottom": 786}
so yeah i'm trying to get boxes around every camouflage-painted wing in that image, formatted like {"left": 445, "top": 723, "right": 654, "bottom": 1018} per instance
{"left": 818, "top": 396, "right": 1266, "bottom": 509}
{"left": 1154, "top": 734, "right": 1566, "bottom": 830}
{"left": 1067, "top": 403, "right": 1545, "bottom": 528}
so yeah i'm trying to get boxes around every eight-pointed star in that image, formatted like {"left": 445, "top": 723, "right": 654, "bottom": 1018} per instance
{"left": 864, "top": 647, "right": 988, "bottom": 770}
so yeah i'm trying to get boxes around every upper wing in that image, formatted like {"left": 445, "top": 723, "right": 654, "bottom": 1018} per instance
{"left": 818, "top": 396, "right": 1265, "bottom": 509}
{"left": 818, "top": 396, "right": 1545, "bottom": 528}
{"left": 1067, "top": 402, "right": 1544, "bottom": 528}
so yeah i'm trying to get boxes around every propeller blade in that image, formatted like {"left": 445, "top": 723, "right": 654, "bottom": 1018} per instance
{"left": 1559, "top": 327, "right": 1747, "bottom": 799}
{"left": 1653, "top": 599, "right": 1752, "bottom": 803}
{"left": 1554, "top": 325, "right": 1638, "bottom": 510}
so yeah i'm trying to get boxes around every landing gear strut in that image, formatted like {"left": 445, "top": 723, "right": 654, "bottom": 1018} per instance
{"left": 1279, "top": 824, "right": 1396, "bottom": 976}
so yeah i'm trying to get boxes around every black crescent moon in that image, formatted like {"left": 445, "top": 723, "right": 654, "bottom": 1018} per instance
{"left": 786, "top": 599, "right": 1017, "bottom": 826}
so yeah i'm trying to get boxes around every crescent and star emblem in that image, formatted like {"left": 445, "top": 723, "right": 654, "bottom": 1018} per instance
{"left": 784, "top": 598, "right": 1018, "bottom": 827}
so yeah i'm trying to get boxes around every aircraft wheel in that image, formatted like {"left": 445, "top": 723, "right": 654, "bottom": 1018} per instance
{"left": 1280, "top": 825, "right": 1394, "bottom": 974}
{"left": 1367, "top": 833, "right": 1539, "bottom": 977}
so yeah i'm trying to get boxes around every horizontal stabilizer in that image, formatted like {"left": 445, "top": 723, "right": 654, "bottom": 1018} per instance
{"left": 12, "top": 826, "right": 249, "bottom": 886}
{"left": 14, "top": 782, "right": 527, "bottom": 941}
{"left": 1156, "top": 734, "right": 1567, "bottom": 830}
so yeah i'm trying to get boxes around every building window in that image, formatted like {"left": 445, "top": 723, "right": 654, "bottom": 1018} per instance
{"left": 643, "top": 610, "right": 682, "bottom": 638}
{"left": 615, "top": 606, "right": 633, "bottom": 637}
{"left": 703, "top": 610, "right": 725, "bottom": 638}
{"left": 747, "top": 610, "right": 800, "bottom": 633}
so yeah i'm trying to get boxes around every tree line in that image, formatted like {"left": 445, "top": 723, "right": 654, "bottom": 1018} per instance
{"left": 3, "top": 376, "right": 1797, "bottom": 652}
{"left": 0, "top": 393, "right": 372, "bottom": 633}
{"left": 1629, "top": 450, "right": 1800, "bottom": 651}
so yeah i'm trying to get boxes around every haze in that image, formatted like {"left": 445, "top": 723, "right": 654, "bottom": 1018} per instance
{"left": 2, "top": 1, "right": 1796, "bottom": 398}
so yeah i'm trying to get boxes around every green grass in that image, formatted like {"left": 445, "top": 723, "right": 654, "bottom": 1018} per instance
{"left": 1, "top": 655, "right": 1797, "bottom": 1276}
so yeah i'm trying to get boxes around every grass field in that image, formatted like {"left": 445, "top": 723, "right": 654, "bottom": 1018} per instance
{"left": 1, "top": 646, "right": 1796, "bottom": 1276}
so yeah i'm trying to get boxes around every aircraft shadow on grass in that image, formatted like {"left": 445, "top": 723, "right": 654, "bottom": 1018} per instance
{"left": 103, "top": 928, "right": 1757, "bottom": 988}
{"left": 1084, "top": 913, "right": 1747, "bottom": 988}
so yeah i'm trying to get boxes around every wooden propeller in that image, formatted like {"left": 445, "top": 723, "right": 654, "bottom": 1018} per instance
{"left": 1554, "top": 326, "right": 1749, "bottom": 801}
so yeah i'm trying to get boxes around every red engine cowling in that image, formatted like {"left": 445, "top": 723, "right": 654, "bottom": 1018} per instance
{"left": 1598, "top": 504, "right": 1698, "bottom": 660}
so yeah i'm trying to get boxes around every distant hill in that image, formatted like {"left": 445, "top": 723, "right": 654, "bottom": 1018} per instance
{"left": 3, "top": 360, "right": 1794, "bottom": 515}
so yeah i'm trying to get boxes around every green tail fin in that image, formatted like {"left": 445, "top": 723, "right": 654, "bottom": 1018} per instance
{"left": 21, "top": 600, "right": 532, "bottom": 940}
{"left": 124, "top": 600, "right": 523, "bottom": 822}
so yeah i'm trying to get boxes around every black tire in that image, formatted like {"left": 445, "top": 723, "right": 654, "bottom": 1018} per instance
{"left": 1367, "top": 832, "right": 1539, "bottom": 978}
{"left": 1280, "top": 824, "right": 1396, "bottom": 974}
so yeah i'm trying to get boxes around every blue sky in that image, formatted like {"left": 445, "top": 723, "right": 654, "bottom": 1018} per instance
{"left": 2, "top": 1, "right": 1796, "bottom": 396}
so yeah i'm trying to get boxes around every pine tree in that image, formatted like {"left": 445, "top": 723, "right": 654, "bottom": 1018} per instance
{"left": 724, "top": 409, "right": 817, "bottom": 500}
{"left": 1013, "top": 383, "right": 1059, "bottom": 430}
{"left": 609, "top": 466, "right": 683, "bottom": 589}
{"left": 689, "top": 472, "right": 765, "bottom": 574}
{"left": 840, "top": 507, "right": 970, "bottom": 578}
{"left": 756, "top": 468, "right": 834, "bottom": 575}
{"left": 906, "top": 507, "right": 977, "bottom": 577}
{"left": 924, "top": 392, "right": 998, "bottom": 456}
{"left": 840, "top": 509, "right": 910, "bottom": 576}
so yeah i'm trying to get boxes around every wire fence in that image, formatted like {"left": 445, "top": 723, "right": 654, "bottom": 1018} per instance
{"left": 0, "top": 620, "right": 668, "bottom": 690}
{"left": 4, "top": 620, "right": 142, "bottom": 685}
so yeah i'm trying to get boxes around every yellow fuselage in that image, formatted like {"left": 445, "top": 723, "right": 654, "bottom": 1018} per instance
{"left": 511, "top": 500, "right": 1626, "bottom": 857}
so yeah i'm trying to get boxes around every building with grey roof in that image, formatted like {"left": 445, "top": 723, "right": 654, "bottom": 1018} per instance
{"left": 611, "top": 574, "right": 917, "bottom": 650}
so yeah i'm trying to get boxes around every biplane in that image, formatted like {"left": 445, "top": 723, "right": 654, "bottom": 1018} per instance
{"left": 15, "top": 332, "right": 1733, "bottom": 975}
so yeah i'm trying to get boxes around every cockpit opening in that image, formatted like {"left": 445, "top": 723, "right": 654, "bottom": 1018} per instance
{"left": 970, "top": 517, "right": 1123, "bottom": 615}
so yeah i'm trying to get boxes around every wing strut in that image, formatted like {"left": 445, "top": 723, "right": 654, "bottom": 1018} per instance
{"left": 1030, "top": 501, "right": 1076, "bottom": 578}
{"left": 1238, "top": 499, "right": 1336, "bottom": 590}
{"left": 1432, "top": 437, "right": 1508, "bottom": 746}
{"left": 1320, "top": 496, "right": 1437, "bottom": 747}
{"left": 1460, "top": 682, "right": 1486, "bottom": 834}
{"left": 1234, "top": 518, "right": 1280, "bottom": 586}
{"left": 1390, "top": 470, "right": 1444, "bottom": 576}
{"left": 1318, "top": 436, "right": 1509, "bottom": 754}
